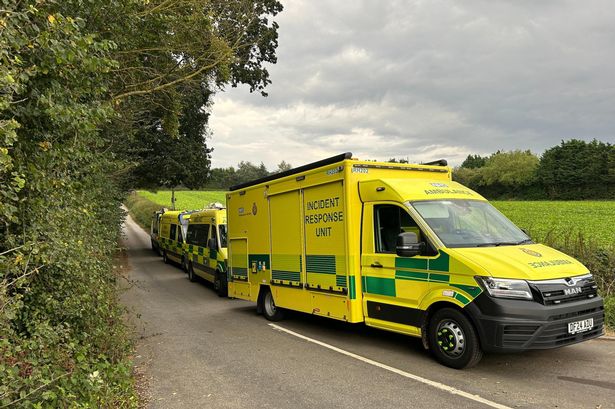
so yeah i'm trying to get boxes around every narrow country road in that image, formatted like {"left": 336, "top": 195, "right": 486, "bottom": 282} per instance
{"left": 121, "top": 213, "right": 615, "bottom": 409}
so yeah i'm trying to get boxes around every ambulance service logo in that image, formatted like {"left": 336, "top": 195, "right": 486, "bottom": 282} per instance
{"left": 520, "top": 248, "right": 542, "bottom": 257}
{"left": 252, "top": 202, "right": 258, "bottom": 216}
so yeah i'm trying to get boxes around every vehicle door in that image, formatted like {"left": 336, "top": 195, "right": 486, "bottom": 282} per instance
{"left": 361, "top": 202, "right": 438, "bottom": 328}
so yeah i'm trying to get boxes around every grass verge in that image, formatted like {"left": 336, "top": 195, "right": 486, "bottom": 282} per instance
{"left": 125, "top": 192, "right": 161, "bottom": 231}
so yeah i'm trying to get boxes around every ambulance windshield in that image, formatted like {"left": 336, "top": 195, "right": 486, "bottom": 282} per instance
{"left": 410, "top": 200, "right": 531, "bottom": 248}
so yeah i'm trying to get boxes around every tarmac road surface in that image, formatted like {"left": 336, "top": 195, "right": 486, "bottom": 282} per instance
{"left": 121, "top": 213, "right": 615, "bottom": 409}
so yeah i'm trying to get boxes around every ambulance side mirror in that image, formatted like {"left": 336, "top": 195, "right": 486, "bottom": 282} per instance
{"left": 208, "top": 238, "right": 218, "bottom": 251}
{"left": 396, "top": 232, "right": 425, "bottom": 257}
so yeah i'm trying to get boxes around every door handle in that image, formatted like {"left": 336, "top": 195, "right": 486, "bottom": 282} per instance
{"left": 370, "top": 262, "right": 383, "bottom": 268}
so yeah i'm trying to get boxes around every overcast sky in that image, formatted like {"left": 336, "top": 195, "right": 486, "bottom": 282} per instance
{"left": 208, "top": 0, "right": 615, "bottom": 169}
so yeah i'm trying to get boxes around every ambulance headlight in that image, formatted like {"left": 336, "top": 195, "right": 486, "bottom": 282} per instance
{"left": 477, "top": 277, "right": 533, "bottom": 300}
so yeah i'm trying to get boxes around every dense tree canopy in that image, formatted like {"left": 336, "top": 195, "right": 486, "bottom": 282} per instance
{"left": 454, "top": 141, "right": 614, "bottom": 199}
{"left": 0, "top": 0, "right": 282, "bottom": 405}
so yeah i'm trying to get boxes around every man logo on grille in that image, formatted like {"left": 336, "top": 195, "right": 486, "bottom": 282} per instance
{"left": 564, "top": 287, "right": 582, "bottom": 296}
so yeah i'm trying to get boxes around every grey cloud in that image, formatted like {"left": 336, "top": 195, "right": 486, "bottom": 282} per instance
{"left": 210, "top": 0, "right": 615, "bottom": 169}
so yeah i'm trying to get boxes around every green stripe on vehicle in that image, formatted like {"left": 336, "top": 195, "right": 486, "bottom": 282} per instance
{"left": 306, "top": 255, "right": 336, "bottom": 274}
{"left": 429, "top": 251, "right": 449, "bottom": 272}
{"left": 349, "top": 276, "right": 356, "bottom": 299}
{"left": 272, "top": 270, "right": 301, "bottom": 281}
{"left": 429, "top": 273, "right": 449, "bottom": 283}
{"left": 451, "top": 283, "right": 482, "bottom": 298}
{"left": 364, "top": 276, "right": 396, "bottom": 297}
{"left": 454, "top": 292, "right": 470, "bottom": 305}
{"left": 396, "top": 270, "right": 429, "bottom": 281}
{"left": 395, "top": 258, "right": 428, "bottom": 270}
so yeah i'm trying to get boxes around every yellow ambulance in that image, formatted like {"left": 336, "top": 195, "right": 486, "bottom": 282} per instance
{"left": 158, "top": 210, "right": 187, "bottom": 265}
{"left": 226, "top": 153, "right": 604, "bottom": 368}
{"left": 183, "top": 204, "right": 229, "bottom": 296}
{"left": 150, "top": 208, "right": 166, "bottom": 255}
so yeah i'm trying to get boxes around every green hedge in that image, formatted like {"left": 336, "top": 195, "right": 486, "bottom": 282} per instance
{"left": 124, "top": 192, "right": 161, "bottom": 231}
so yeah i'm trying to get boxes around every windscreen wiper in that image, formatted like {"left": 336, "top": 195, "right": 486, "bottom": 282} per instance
{"left": 476, "top": 239, "right": 533, "bottom": 247}
{"left": 515, "top": 239, "right": 533, "bottom": 244}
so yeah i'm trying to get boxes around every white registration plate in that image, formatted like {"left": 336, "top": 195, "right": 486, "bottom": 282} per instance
{"left": 568, "top": 318, "right": 594, "bottom": 334}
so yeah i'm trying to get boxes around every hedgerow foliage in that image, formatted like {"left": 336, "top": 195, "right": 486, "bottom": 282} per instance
{"left": 1, "top": 0, "right": 282, "bottom": 406}
{"left": 0, "top": 4, "right": 136, "bottom": 407}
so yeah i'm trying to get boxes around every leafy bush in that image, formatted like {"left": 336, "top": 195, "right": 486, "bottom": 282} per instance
{"left": 0, "top": 4, "right": 136, "bottom": 407}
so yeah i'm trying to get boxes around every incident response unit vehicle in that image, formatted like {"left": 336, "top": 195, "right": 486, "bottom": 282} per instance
{"left": 158, "top": 210, "right": 188, "bottom": 265}
{"left": 183, "top": 204, "right": 229, "bottom": 296}
{"left": 226, "top": 153, "right": 604, "bottom": 369}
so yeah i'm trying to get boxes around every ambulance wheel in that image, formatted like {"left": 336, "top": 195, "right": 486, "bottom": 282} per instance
{"left": 182, "top": 256, "right": 188, "bottom": 274}
{"left": 162, "top": 251, "right": 169, "bottom": 264}
{"left": 214, "top": 272, "right": 227, "bottom": 297}
{"left": 188, "top": 263, "right": 197, "bottom": 282}
{"left": 428, "top": 308, "right": 482, "bottom": 369}
{"left": 260, "top": 288, "right": 285, "bottom": 321}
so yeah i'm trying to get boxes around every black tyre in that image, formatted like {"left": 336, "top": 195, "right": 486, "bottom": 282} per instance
{"left": 182, "top": 256, "right": 189, "bottom": 274}
{"left": 259, "top": 288, "right": 285, "bottom": 321}
{"left": 214, "top": 271, "right": 228, "bottom": 297}
{"left": 162, "top": 251, "right": 169, "bottom": 264}
{"left": 188, "top": 263, "right": 197, "bottom": 282}
{"left": 428, "top": 308, "right": 482, "bottom": 369}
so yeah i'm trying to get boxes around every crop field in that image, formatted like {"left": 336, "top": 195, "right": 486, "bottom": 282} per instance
{"left": 138, "top": 191, "right": 614, "bottom": 248}
{"left": 492, "top": 201, "right": 614, "bottom": 247}
{"left": 137, "top": 190, "right": 226, "bottom": 211}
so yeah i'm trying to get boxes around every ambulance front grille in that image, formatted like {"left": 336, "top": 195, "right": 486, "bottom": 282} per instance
{"left": 530, "top": 275, "right": 598, "bottom": 306}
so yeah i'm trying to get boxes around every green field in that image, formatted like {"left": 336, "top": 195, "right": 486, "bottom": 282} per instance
{"left": 138, "top": 191, "right": 614, "bottom": 247}
{"left": 137, "top": 190, "right": 227, "bottom": 211}
{"left": 492, "top": 201, "right": 614, "bottom": 247}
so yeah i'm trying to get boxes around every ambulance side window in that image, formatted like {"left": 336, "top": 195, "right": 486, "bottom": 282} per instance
{"left": 186, "top": 225, "right": 196, "bottom": 245}
{"left": 198, "top": 224, "right": 211, "bottom": 247}
{"left": 170, "top": 224, "right": 177, "bottom": 241}
{"left": 374, "top": 205, "right": 436, "bottom": 256}
{"left": 177, "top": 228, "right": 183, "bottom": 243}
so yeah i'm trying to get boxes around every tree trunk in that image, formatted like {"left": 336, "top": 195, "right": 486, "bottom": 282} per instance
{"left": 171, "top": 188, "right": 176, "bottom": 210}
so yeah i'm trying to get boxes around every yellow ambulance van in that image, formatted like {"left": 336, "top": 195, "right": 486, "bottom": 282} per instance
{"left": 158, "top": 210, "right": 187, "bottom": 265}
{"left": 150, "top": 208, "right": 166, "bottom": 254}
{"left": 226, "top": 153, "right": 604, "bottom": 369}
{"left": 183, "top": 204, "right": 229, "bottom": 296}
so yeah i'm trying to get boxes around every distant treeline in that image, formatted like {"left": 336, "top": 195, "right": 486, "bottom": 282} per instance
{"left": 205, "top": 160, "right": 292, "bottom": 189}
{"left": 453, "top": 139, "right": 614, "bottom": 200}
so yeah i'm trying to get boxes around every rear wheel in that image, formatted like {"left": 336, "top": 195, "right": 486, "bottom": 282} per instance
{"left": 188, "top": 263, "right": 197, "bottom": 282}
{"left": 162, "top": 251, "right": 169, "bottom": 264}
{"left": 428, "top": 308, "right": 482, "bottom": 369}
{"left": 214, "top": 271, "right": 228, "bottom": 297}
{"left": 259, "top": 288, "right": 285, "bottom": 321}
